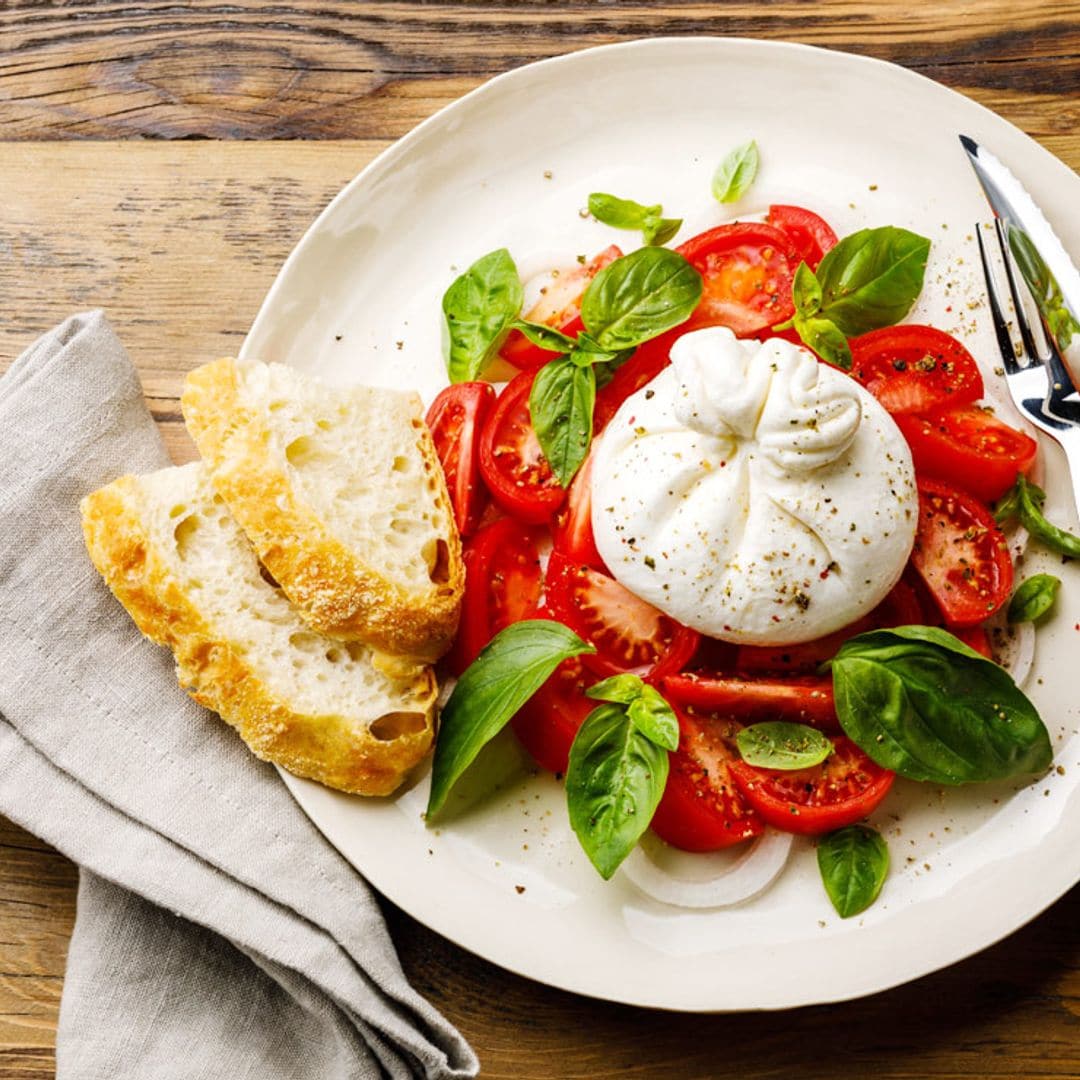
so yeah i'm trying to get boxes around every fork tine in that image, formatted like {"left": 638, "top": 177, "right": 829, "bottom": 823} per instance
{"left": 976, "top": 222, "right": 1022, "bottom": 374}
{"left": 992, "top": 217, "right": 1043, "bottom": 364}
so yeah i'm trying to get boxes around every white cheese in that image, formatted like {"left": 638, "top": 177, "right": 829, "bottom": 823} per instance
{"left": 590, "top": 327, "right": 918, "bottom": 645}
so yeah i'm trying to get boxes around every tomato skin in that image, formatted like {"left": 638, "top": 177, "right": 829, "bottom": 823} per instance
{"left": 895, "top": 405, "right": 1038, "bottom": 503}
{"left": 550, "top": 442, "right": 607, "bottom": 572}
{"left": 953, "top": 623, "right": 994, "bottom": 659}
{"left": 593, "top": 328, "right": 681, "bottom": 431}
{"left": 662, "top": 674, "right": 839, "bottom": 732}
{"left": 511, "top": 651, "right": 594, "bottom": 774}
{"left": 766, "top": 204, "right": 838, "bottom": 270}
{"left": 425, "top": 382, "right": 496, "bottom": 538}
{"left": 478, "top": 370, "right": 566, "bottom": 524}
{"left": 446, "top": 517, "right": 543, "bottom": 675}
{"left": 650, "top": 708, "right": 763, "bottom": 852}
{"left": 911, "top": 478, "right": 1014, "bottom": 627}
{"left": 677, "top": 223, "right": 800, "bottom": 337}
{"left": 729, "top": 737, "right": 895, "bottom": 837}
{"left": 543, "top": 551, "right": 699, "bottom": 680}
{"left": 849, "top": 325, "right": 984, "bottom": 415}
{"left": 500, "top": 245, "right": 623, "bottom": 370}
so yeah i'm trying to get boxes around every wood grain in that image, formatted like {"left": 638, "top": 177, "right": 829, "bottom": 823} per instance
{"left": 2, "top": 3, "right": 1080, "bottom": 1077}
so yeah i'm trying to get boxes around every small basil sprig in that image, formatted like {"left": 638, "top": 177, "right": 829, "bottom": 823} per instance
{"left": 826, "top": 625, "right": 1052, "bottom": 785}
{"left": 567, "top": 676, "right": 678, "bottom": 879}
{"left": 780, "top": 227, "right": 931, "bottom": 370}
{"left": 817, "top": 825, "right": 889, "bottom": 918}
{"left": 997, "top": 473, "right": 1080, "bottom": 558}
{"left": 588, "top": 193, "right": 682, "bottom": 247}
{"left": 1008, "top": 573, "right": 1061, "bottom": 624}
{"left": 712, "top": 140, "right": 759, "bottom": 204}
{"left": 442, "top": 248, "right": 524, "bottom": 382}
{"left": 426, "top": 620, "right": 593, "bottom": 818}
{"left": 736, "top": 721, "right": 832, "bottom": 770}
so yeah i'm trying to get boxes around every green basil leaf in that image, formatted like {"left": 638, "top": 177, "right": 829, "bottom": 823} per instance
{"left": 1017, "top": 474, "right": 1080, "bottom": 558}
{"left": 994, "top": 477, "right": 1023, "bottom": 525}
{"left": 736, "top": 721, "right": 833, "bottom": 770}
{"left": 645, "top": 217, "right": 683, "bottom": 247}
{"left": 792, "top": 261, "right": 823, "bottom": 318}
{"left": 1008, "top": 573, "right": 1061, "bottom": 624}
{"left": 529, "top": 356, "right": 596, "bottom": 486}
{"left": 817, "top": 825, "right": 889, "bottom": 918}
{"left": 830, "top": 626, "right": 1053, "bottom": 784}
{"left": 566, "top": 704, "right": 670, "bottom": 879}
{"left": 442, "top": 248, "right": 524, "bottom": 382}
{"left": 513, "top": 319, "right": 576, "bottom": 355}
{"left": 581, "top": 247, "right": 702, "bottom": 352}
{"left": 586, "top": 673, "right": 645, "bottom": 705}
{"left": 588, "top": 192, "right": 653, "bottom": 231}
{"left": 711, "top": 139, "right": 759, "bottom": 204}
{"left": 794, "top": 314, "right": 852, "bottom": 370}
{"left": 626, "top": 685, "right": 680, "bottom": 752}
{"left": 814, "top": 227, "right": 931, "bottom": 336}
{"left": 427, "top": 620, "right": 593, "bottom": 818}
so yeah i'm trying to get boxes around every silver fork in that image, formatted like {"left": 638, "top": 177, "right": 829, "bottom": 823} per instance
{"left": 975, "top": 217, "right": 1080, "bottom": 516}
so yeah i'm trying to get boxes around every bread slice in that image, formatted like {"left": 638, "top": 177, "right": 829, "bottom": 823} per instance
{"left": 181, "top": 357, "right": 463, "bottom": 660}
{"left": 80, "top": 463, "right": 438, "bottom": 796}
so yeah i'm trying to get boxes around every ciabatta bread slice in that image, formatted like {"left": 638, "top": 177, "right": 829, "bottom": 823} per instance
{"left": 181, "top": 357, "right": 463, "bottom": 660}
{"left": 80, "top": 463, "right": 437, "bottom": 796}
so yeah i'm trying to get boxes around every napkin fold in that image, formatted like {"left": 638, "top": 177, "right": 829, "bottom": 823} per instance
{"left": 0, "top": 313, "right": 478, "bottom": 1080}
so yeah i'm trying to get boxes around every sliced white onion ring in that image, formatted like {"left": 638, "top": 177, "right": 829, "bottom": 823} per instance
{"left": 620, "top": 828, "right": 794, "bottom": 909}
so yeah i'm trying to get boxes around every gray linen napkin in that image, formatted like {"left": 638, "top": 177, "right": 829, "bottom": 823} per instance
{"left": 0, "top": 312, "right": 479, "bottom": 1080}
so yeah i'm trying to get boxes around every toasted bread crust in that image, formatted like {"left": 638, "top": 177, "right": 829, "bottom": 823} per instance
{"left": 80, "top": 476, "right": 437, "bottom": 796}
{"left": 181, "top": 358, "right": 463, "bottom": 661}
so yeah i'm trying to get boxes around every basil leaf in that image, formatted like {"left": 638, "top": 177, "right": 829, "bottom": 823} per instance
{"left": 830, "top": 626, "right": 1053, "bottom": 784}
{"left": 1008, "top": 573, "right": 1061, "bottom": 624}
{"left": 814, "top": 227, "right": 931, "bottom": 336}
{"left": 1017, "top": 474, "right": 1080, "bottom": 558}
{"left": 427, "top": 620, "right": 593, "bottom": 817}
{"left": 817, "top": 825, "right": 889, "bottom": 918}
{"left": 626, "top": 685, "right": 680, "bottom": 752}
{"left": 513, "top": 319, "right": 576, "bottom": 355}
{"left": 588, "top": 193, "right": 682, "bottom": 248}
{"left": 566, "top": 704, "right": 669, "bottom": 879}
{"left": 586, "top": 673, "right": 645, "bottom": 705}
{"left": 529, "top": 356, "right": 596, "bottom": 486}
{"left": 794, "top": 314, "right": 852, "bottom": 370}
{"left": 792, "top": 261, "right": 823, "bottom": 318}
{"left": 736, "top": 721, "right": 832, "bottom": 770}
{"left": 442, "top": 248, "right": 524, "bottom": 382}
{"left": 712, "top": 139, "right": 759, "bottom": 204}
{"left": 646, "top": 217, "right": 683, "bottom": 247}
{"left": 994, "top": 477, "right": 1023, "bottom": 525}
{"left": 581, "top": 247, "right": 702, "bottom": 352}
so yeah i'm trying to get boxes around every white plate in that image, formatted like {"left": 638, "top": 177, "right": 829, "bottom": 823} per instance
{"left": 241, "top": 38, "right": 1080, "bottom": 1010}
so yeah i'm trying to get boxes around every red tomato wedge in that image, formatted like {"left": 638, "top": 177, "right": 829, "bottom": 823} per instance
{"left": 425, "top": 382, "right": 496, "bottom": 538}
{"left": 662, "top": 674, "right": 839, "bottom": 731}
{"left": 953, "top": 623, "right": 994, "bottom": 659}
{"left": 729, "top": 737, "right": 895, "bottom": 836}
{"left": 593, "top": 328, "right": 680, "bottom": 431}
{"left": 478, "top": 370, "right": 565, "bottom": 524}
{"left": 551, "top": 442, "right": 607, "bottom": 572}
{"left": 511, "top": 651, "right": 594, "bottom": 775}
{"left": 650, "top": 708, "right": 763, "bottom": 852}
{"left": 677, "top": 223, "right": 800, "bottom": 337}
{"left": 500, "top": 245, "right": 623, "bottom": 370}
{"left": 911, "top": 478, "right": 1013, "bottom": 626}
{"left": 446, "top": 517, "right": 543, "bottom": 675}
{"left": 543, "top": 551, "right": 699, "bottom": 680}
{"left": 849, "top": 325, "right": 984, "bottom": 415}
{"left": 766, "top": 204, "right": 838, "bottom": 270}
{"left": 896, "top": 405, "right": 1038, "bottom": 504}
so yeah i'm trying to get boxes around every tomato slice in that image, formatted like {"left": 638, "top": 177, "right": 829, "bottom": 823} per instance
{"left": 953, "top": 623, "right": 994, "bottom": 659}
{"left": 729, "top": 737, "right": 895, "bottom": 836}
{"left": 593, "top": 328, "right": 680, "bottom": 431}
{"left": 550, "top": 442, "right": 607, "bottom": 572}
{"left": 500, "top": 245, "right": 623, "bottom": 370}
{"left": 677, "top": 223, "right": 799, "bottom": 337}
{"left": 510, "top": 651, "right": 594, "bottom": 774}
{"left": 478, "top": 370, "right": 565, "bottom": 524}
{"left": 662, "top": 674, "right": 839, "bottom": 731}
{"left": 895, "top": 405, "right": 1038, "bottom": 504}
{"left": 911, "top": 478, "right": 1013, "bottom": 626}
{"left": 766, "top": 204, "right": 838, "bottom": 270}
{"left": 543, "top": 551, "right": 699, "bottom": 680}
{"left": 650, "top": 707, "right": 764, "bottom": 851}
{"left": 849, "top": 325, "right": 984, "bottom": 415}
{"left": 446, "top": 517, "right": 543, "bottom": 675}
{"left": 425, "top": 382, "right": 496, "bottom": 538}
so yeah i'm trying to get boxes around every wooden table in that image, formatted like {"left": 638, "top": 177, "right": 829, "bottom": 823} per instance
{"left": 2, "top": 4, "right": 1079, "bottom": 1076}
